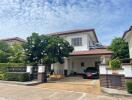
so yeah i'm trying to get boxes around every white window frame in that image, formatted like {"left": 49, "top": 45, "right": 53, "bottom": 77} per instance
{"left": 71, "top": 37, "right": 82, "bottom": 46}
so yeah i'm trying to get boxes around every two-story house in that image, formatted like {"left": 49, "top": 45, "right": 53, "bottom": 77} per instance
{"left": 1, "top": 29, "right": 112, "bottom": 76}
{"left": 123, "top": 26, "right": 132, "bottom": 61}
{"left": 50, "top": 29, "right": 112, "bottom": 76}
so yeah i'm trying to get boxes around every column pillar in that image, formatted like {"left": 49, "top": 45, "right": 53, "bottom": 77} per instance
{"left": 51, "top": 64, "right": 54, "bottom": 75}
{"left": 64, "top": 57, "right": 68, "bottom": 76}
{"left": 26, "top": 65, "right": 33, "bottom": 74}
{"left": 101, "top": 55, "right": 106, "bottom": 64}
{"left": 26, "top": 65, "right": 33, "bottom": 80}
{"left": 38, "top": 65, "right": 46, "bottom": 83}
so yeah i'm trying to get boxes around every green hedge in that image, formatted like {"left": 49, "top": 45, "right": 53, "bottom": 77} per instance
{"left": 0, "top": 73, "right": 4, "bottom": 80}
{"left": 0, "top": 68, "right": 5, "bottom": 80}
{"left": 109, "top": 58, "right": 121, "bottom": 70}
{"left": 0, "top": 63, "right": 26, "bottom": 69}
{"left": 0, "top": 63, "right": 25, "bottom": 68}
{"left": 4, "top": 72, "right": 30, "bottom": 82}
{"left": 126, "top": 80, "right": 132, "bottom": 94}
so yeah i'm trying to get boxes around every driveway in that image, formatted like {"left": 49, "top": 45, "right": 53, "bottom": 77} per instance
{"left": 0, "top": 83, "right": 131, "bottom": 100}
{"left": 38, "top": 76, "right": 101, "bottom": 95}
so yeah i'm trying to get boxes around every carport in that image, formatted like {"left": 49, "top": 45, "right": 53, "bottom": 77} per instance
{"left": 52, "top": 48, "right": 112, "bottom": 76}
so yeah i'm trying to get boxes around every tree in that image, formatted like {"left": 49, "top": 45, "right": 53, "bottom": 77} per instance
{"left": 0, "top": 41, "right": 11, "bottom": 63}
{"left": 9, "top": 43, "right": 25, "bottom": 63}
{"left": 23, "top": 33, "right": 44, "bottom": 65}
{"left": 23, "top": 33, "right": 74, "bottom": 82}
{"left": 41, "top": 35, "right": 74, "bottom": 64}
{"left": 108, "top": 37, "right": 129, "bottom": 59}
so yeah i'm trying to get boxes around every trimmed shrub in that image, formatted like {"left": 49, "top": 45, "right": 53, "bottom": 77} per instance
{"left": 0, "top": 63, "right": 25, "bottom": 68}
{"left": 0, "top": 68, "right": 6, "bottom": 80}
{"left": 126, "top": 80, "right": 132, "bottom": 94}
{"left": 0, "top": 73, "right": 4, "bottom": 80}
{"left": 109, "top": 58, "right": 121, "bottom": 70}
{"left": 4, "top": 72, "right": 30, "bottom": 82}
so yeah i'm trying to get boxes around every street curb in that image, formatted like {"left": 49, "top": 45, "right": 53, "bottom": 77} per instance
{"left": 0, "top": 80, "right": 41, "bottom": 86}
{"left": 101, "top": 87, "right": 132, "bottom": 97}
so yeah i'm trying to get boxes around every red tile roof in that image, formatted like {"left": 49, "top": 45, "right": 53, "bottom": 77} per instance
{"left": 1, "top": 37, "right": 25, "bottom": 42}
{"left": 48, "top": 29, "right": 99, "bottom": 42}
{"left": 122, "top": 26, "right": 132, "bottom": 39}
{"left": 70, "top": 48, "right": 113, "bottom": 56}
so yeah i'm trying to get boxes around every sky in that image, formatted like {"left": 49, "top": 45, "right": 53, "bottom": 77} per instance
{"left": 0, "top": 0, "right": 132, "bottom": 45}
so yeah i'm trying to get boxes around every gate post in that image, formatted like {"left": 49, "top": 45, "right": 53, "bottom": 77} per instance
{"left": 38, "top": 65, "right": 46, "bottom": 83}
{"left": 26, "top": 65, "right": 33, "bottom": 74}
{"left": 26, "top": 65, "right": 33, "bottom": 80}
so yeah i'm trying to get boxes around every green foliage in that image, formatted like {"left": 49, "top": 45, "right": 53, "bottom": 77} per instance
{"left": 0, "top": 41, "right": 11, "bottom": 63}
{"left": 0, "top": 71, "right": 4, "bottom": 80}
{"left": 126, "top": 80, "right": 132, "bottom": 94}
{"left": 4, "top": 72, "right": 30, "bottom": 82}
{"left": 109, "top": 58, "right": 121, "bottom": 70}
{"left": 0, "top": 41, "right": 25, "bottom": 63}
{"left": 0, "top": 63, "right": 25, "bottom": 68}
{"left": 108, "top": 37, "right": 129, "bottom": 59}
{"left": 42, "top": 35, "right": 74, "bottom": 64}
{"left": 23, "top": 33, "right": 74, "bottom": 65}
{"left": 9, "top": 43, "right": 25, "bottom": 63}
{"left": 0, "top": 63, "right": 25, "bottom": 80}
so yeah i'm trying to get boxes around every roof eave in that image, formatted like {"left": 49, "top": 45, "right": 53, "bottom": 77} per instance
{"left": 122, "top": 26, "right": 132, "bottom": 39}
{"left": 70, "top": 53, "right": 113, "bottom": 56}
{"left": 48, "top": 29, "right": 99, "bottom": 43}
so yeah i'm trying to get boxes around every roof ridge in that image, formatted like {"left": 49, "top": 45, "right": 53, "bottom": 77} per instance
{"left": 47, "top": 28, "right": 98, "bottom": 42}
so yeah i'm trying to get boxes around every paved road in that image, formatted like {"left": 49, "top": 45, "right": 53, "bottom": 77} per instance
{"left": 0, "top": 83, "right": 131, "bottom": 100}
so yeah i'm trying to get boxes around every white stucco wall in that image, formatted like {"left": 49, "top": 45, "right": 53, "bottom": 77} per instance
{"left": 129, "top": 37, "right": 132, "bottom": 59}
{"left": 71, "top": 57, "right": 98, "bottom": 73}
{"left": 99, "top": 65, "right": 107, "bottom": 74}
{"left": 99, "top": 64, "right": 132, "bottom": 78}
{"left": 124, "top": 31, "right": 132, "bottom": 58}
{"left": 60, "top": 31, "right": 97, "bottom": 51}
{"left": 52, "top": 56, "right": 100, "bottom": 75}
{"left": 52, "top": 63, "right": 64, "bottom": 75}
{"left": 122, "top": 65, "right": 132, "bottom": 77}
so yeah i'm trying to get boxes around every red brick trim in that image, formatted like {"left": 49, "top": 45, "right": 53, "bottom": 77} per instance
{"left": 122, "top": 63, "right": 132, "bottom": 65}
{"left": 100, "top": 74, "right": 126, "bottom": 90}
{"left": 100, "top": 74, "right": 125, "bottom": 77}
{"left": 125, "top": 77, "right": 132, "bottom": 79}
{"left": 70, "top": 53, "right": 112, "bottom": 56}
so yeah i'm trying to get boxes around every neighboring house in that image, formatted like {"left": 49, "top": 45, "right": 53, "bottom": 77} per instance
{"left": 99, "top": 26, "right": 132, "bottom": 90}
{"left": 123, "top": 26, "right": 132, "bottom": 60}
{"left": 50, "top": 29, "right": 112, "bottom": 76}
{"left": 1, "top": 37, "right": 25, "bottom": 45}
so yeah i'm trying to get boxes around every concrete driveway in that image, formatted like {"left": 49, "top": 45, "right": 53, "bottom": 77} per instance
{"left": 0, "top": 83, "right": 131, "bottom": 100}
{"left": 38, "top": 77, "right": 101, "bottom": 94}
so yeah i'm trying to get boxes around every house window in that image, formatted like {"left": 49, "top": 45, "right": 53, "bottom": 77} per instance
{"left": 71, "top": 37, "right": 82, "bottom": 46}
{"left": 81, "top": 62, "right": 85, "bottom": 67}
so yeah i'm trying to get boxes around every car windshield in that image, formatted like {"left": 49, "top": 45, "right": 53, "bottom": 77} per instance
{"left": 85, "top": 67, "right": 97, "bottom": 72}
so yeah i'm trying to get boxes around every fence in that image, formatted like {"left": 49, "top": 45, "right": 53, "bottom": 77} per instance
{"left": 99, "top": 64, "right": 132, "bottom": 90}
{"left": 7, "top": 67, "right": 26, "bottom": 72}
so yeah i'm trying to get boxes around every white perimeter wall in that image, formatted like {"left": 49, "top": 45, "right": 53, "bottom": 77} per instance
{"left": 124, "top": 31, "right": 132, "bottom": 58}
{"left": 99, "top": 64, "right": 132, "bottom": 78}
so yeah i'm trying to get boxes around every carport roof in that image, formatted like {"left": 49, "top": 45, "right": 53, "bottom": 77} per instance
{"left": 70, "top": 48, "right": 113, "bottom": 56}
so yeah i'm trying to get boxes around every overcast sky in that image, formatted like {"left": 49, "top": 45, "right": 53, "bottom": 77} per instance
{"left": 0, "top": 0, "right": 132, "bottom": 45}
